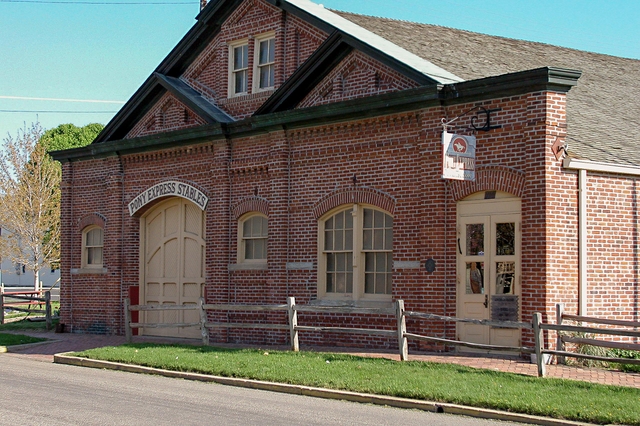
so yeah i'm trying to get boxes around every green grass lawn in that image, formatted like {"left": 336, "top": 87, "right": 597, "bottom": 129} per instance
{"left": 0, "top": 317, "right": 58, "bottom": 331}
{"left": 0, "top": 332, "right": 46, "bottom": 347}
{"left": 74, "top": 343, "right": 640, "bottom": 425}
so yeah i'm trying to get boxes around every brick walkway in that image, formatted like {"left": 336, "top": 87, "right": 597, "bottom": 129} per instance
{"left": 5, "top": 329, "right": 640, "bottom": 389}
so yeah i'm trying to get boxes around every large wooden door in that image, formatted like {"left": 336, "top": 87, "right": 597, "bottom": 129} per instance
{"left": 141, "top": 198, "right": 205, "bottom": 338}
{"left": 457, "top": 194, "right": 521, "bottom": 350}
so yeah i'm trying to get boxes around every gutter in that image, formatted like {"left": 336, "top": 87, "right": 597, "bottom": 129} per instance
{"left": 562, "top": 157, "right": 640, "bottom": 316}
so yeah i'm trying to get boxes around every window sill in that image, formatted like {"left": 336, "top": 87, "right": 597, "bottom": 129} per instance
{"left": 71, "top": 267, "right": 108, "bottom": 275}
{"left": 228, "top": 263, "right": 268, "bottom": 271}
{"left": 221, "top": 91, "right": 273, "bottom": 104}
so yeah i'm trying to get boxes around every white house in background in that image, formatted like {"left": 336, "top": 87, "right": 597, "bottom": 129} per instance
{"left": 0, "top": 227, "right": 59, "bottom": 289}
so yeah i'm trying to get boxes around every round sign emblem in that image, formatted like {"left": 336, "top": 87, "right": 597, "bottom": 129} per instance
{"left": 452, "top": 136, "right": 467, "bottom": 153}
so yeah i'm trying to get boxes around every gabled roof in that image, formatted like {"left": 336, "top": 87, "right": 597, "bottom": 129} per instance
{"left": 79, "top": 0, "right": 639, "bottom": 167}
{"left": 336, "top": 11, "right": 640, "bottom": 166}
{"left": 93, "top": 0, "right": 464, "bottom": 144}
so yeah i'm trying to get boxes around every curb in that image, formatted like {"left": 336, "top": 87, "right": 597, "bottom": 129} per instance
{"left": 54, "top": 353, "right": 591, "bottom": 426}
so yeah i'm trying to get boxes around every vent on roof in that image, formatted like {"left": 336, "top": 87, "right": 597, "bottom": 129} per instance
{"left": 200, "top": 0, "right": 207, "bottom": 11}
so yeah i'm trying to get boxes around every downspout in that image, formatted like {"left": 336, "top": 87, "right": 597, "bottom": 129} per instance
{"left": 578, "top": 168, "right": 587, "bottom": 316}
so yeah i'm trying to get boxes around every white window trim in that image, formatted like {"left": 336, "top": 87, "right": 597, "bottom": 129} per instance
{"left": 228, "top": 38, "right": 249, "bottom": 98}
{"left": 81, "top": 225, "right": 104, "bottom": 269}
{"left": 252, "top": 32, "right": 276, "bottom": 93}
{"left": 237, "top": 212, "right": 268, "bottom": 265}
{"left": 318, "top": 204, "right": 393, "bottom": 303}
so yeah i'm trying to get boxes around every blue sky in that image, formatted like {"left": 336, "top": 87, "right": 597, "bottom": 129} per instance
{"left": 1, "top": 0, "right": 638, "bottom": 139}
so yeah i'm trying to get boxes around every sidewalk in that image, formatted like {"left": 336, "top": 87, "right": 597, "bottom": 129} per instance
{"left": 4, "top": 329, "right": 640, "bottom": 389}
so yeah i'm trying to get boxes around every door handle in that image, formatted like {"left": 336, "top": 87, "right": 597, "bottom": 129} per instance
{"left": 457, "top": 238, "right": 462, "bottom": 255}
{"left": 483, "top": 294, "right": 488, "bottom": 308}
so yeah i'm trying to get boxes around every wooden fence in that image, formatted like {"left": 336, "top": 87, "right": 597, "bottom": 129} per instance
{"left": 530, "top": 303, "right": 640, "bottom": 377}
{"left": 124, "top": 297, "right": 536, "bottom": 365}
{"left": 124, "top": 298, "right": 640, "bottom": 377}
{"left": 0, "top": 289, "right": 53, "bottom": 330}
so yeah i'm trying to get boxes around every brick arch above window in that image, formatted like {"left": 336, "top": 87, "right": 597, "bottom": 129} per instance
{"left": 232, "top": 196, "right": 269, "bottom": 219}
{"left": 313, "top": 187, "right": 396, "bottom": 219}
{"left": 77, "top": 213, "right": 107, "bottom": 231}
{"left": 448, "top": 165, "right": 525, "bottom": 202}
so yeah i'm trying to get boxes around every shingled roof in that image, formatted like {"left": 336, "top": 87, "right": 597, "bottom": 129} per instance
{"left": 336, "top": 11, "right": 640, "bottom": 167}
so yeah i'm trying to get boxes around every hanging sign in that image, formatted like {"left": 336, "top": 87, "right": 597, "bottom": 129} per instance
{"left": 442, "top": 131, "right": 476, "bottom": 181}
{"left": 128, "top": 180, "right": 208, "bottom": 216}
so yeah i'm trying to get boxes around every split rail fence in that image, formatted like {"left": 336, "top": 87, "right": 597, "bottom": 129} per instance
{"left": 124, "top": 298, "right": 640, "bottom": 377}
{"left": 0, "top": 289, "right": 53, "bottom": 330}
{"left": 534, "top": 303, "right": 640, "bottom": 376}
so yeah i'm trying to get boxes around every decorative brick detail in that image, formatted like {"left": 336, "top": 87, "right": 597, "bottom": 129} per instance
{"left": 447, "top": 165, "right": 526, "bottom": 201}
{"left": 232, "top": 196, "right": 269, "bottom": 218}
{"left": 126, "top": 93, "right": 206, "bottom": 139}
{"left": 312, "top": 187, "right": 396, "bottom": 219}
{"left": 299, "top": 51, "right": 419, "bottom": 108}
{"left": 77, "top": 213, "right": 107, "bottom": 230}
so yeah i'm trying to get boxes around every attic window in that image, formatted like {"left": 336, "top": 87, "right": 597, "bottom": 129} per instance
{"left": 254, "top": 33, "right": 275, "bottom": 92}
{"left": 229, "top": 39, "right": 248, "bottom": 96}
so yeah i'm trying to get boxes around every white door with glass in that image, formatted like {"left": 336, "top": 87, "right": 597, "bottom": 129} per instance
{"left": 457, "top": 195, "right": 520, "bottom": 349}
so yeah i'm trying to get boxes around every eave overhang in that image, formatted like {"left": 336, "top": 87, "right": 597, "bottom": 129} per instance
{"left": 51, "top": 66, "right": 581, "bottom": 164}
{"left": 440, "top": 67, "right": 582, "bottom": 105}
{"left": 155, "top": 73, "right": 234, "bottom": 124}
{"left": 563, "top": 157, "right": 640, "bottom": 176}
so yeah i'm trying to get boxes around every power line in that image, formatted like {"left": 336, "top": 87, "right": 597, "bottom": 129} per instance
{"left": 0, "top": 95, "right": 125, "bottom": 104}
{"left": 0, "top": 0, "right": 195, "bottom": 4}
{"left": 0, "top": 110, "right": 117, "bottom": 114}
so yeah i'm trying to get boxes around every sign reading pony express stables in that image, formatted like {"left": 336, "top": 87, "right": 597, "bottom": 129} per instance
{"left": 442, "top": 131, "right": 476, "bottom": 181}
{"left": 128, "top": 180, "right": 209, "bottom": 216}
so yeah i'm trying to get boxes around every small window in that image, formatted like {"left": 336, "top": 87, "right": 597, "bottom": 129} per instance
{"left": 230, "top": 41, "right": 248, "bottom": 96}
{"left": 238, "top": 214, "right": 268, "bottom": 263}
{"left": 83, "top": 226, "right": 103, "bottom": 268}
{"left": 254, "top": 36, "right": 275, "bottom": 91}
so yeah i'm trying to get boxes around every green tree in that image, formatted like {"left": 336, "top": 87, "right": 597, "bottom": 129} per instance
{"left": 39, "top": 123, "right": 104, "bottom": 152}
{"left": 0, "top": 122, "right": 102, "bottom": 291}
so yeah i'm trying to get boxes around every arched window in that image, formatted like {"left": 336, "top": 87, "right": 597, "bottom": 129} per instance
{"left": 238, "top": 213, "right": 268, "bottom": 263}
{"left": 82, "top": 226, "right": 103, "bottom": 268}
{"left": 319, "top": 205, "right": 392, "bottom": 301}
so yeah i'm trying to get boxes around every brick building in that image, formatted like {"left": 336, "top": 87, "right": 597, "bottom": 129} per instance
{"left": 51, "top": 0, "right": 640, "bottom": 350}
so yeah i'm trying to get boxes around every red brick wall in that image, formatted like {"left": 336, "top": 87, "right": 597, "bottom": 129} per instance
{"left": 585, "top": 175, "right": 639, "bottom": 322}
{"left": 59, "top": 88, "right": 620, "bottom": 349}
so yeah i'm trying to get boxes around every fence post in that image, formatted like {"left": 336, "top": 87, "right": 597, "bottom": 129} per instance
{"left": 0, "top": 285, "right": 4, "bottom": 325}
{"left": 45, "top": 291, "right": 52, "bottom": 330}
{"left": 533, "top": 312, "right": 546, "bottom": 377}
{"left": 396, "top": 299, "right": 408, "bottom": 361}
{"left": 124, "top": 297, "right": 132, "bottom": 343}
{"left": 556, "top": 303, "right": 565, "bottom": 365}
{"left": 198, "top": 297, "right": 209, "bottom": 346}
{"left": 287, "top": 297, "right": 299, "bottom": 352}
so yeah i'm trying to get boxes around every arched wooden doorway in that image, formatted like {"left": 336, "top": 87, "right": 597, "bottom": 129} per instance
{"left": 140, "top": 197, "right": 205, "bottom": 338}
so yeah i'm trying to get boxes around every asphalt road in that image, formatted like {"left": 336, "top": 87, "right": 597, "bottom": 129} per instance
{"left": 0, "top": 355, "right": 524, "bottom": 426}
